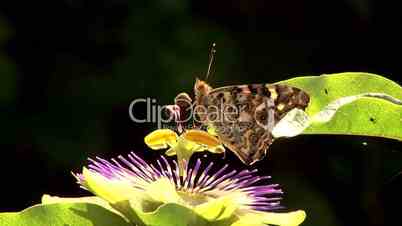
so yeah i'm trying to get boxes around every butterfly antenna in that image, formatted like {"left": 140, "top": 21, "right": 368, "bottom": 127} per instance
{"left": 205, "top": 43, "right": 216, "bottom": 81}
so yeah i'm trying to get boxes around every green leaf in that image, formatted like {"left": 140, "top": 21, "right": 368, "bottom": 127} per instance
{"left": 276, "top": 72, "right": 402, "bottom": 141}
{"left": 0, "top": 202, "right": 131, "bottom": 226}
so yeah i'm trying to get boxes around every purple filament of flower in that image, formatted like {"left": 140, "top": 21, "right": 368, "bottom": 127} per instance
{"left": 78, "top": 151, "right": 283, "bottom": 211}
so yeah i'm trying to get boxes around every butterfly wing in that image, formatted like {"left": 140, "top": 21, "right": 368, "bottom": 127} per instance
{"left": 204, "top": 83, "right": 310, "bottom": 165}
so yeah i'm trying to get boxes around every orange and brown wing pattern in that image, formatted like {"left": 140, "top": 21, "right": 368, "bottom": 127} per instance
{"left": 203, "top": 83, "right": 310, "bottom": 165}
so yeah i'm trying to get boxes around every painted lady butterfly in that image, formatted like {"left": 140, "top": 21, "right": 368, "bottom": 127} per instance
{"left": 172, "top": 44, "right": 310, "bottom": 165}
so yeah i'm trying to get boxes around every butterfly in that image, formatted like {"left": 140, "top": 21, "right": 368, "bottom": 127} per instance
{"left": 171, "top": 44, "right": 310, "bottom": 165}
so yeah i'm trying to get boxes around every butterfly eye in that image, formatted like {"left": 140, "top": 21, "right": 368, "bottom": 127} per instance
{"left": 174, "top": 92, "right": 192, "bottom": 106}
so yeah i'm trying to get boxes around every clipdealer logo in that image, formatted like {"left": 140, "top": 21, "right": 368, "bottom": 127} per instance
{"left": 128, "top": 97, "right": 276, "bottom": 132}
{"left": 128, "top": 98, "right": 175, "bottom": 128}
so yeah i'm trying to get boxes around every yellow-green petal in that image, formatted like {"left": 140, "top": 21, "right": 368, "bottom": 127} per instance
{"left": 231, "top": 210, "right": 306, "bottom": 226}
{"left": 194, "top": 194, "right": 239, "bottom": 221}
{"left": 81, "top": 168, "right": 152, "bottom": 224}
{"left": 143, "top": 178, "right": 184, "bottom": 205}
{"left": 82, "top": 168, "right": 141, "bottom": 205}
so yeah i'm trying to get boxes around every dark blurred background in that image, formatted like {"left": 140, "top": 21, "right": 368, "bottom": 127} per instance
{"left": 0, "top": 1, "right": 401, "bottom": 226}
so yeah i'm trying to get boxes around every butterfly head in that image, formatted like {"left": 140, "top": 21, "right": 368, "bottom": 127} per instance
{"left": 194, "top": 78, "right": 212, "bottom": 99}
{"left": 174, "top": 92, "right": 192, "bottom": 109}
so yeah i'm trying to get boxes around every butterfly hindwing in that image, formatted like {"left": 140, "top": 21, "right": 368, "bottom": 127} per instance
{"left": 201, "top": 83, "right": 309, "bottom": 164}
